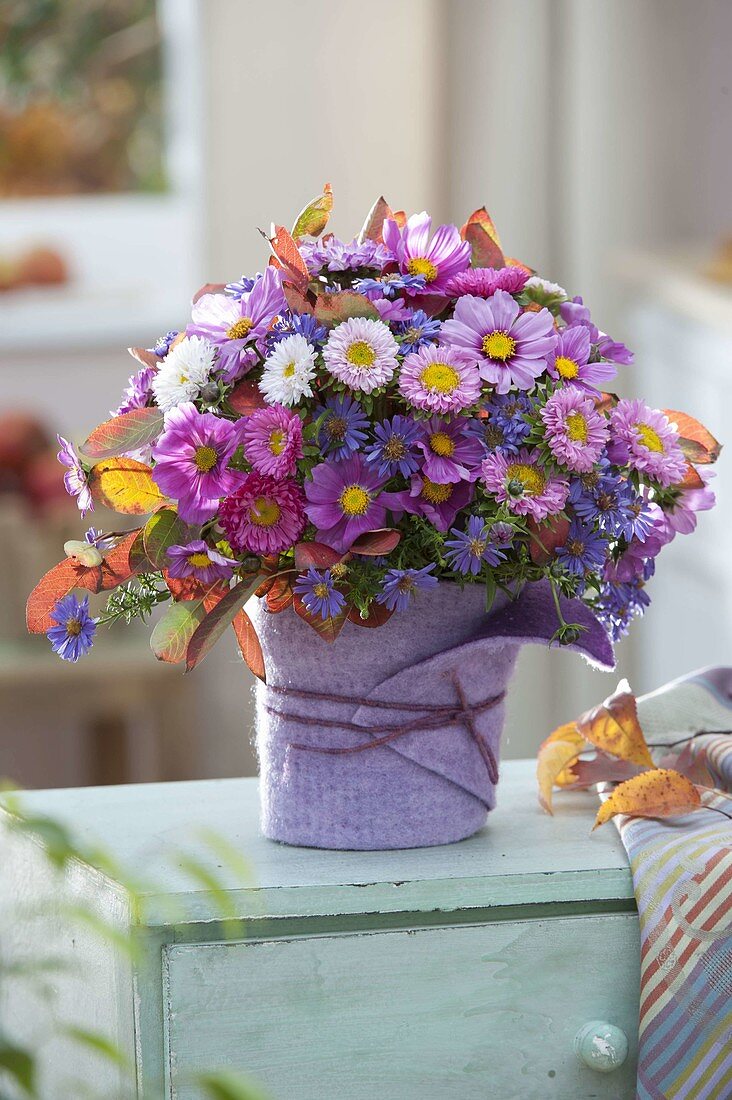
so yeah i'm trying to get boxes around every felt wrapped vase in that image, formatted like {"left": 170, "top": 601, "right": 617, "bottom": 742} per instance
{"left": 251, "top": 580, "right": 614, "bottom": 851}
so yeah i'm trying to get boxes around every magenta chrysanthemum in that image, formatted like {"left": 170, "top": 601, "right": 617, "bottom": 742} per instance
{"left": 547, "top": 326, "right": 616, "bottom": 391}
{"left": 540, "top": 386, "right": 609, "bottom": 473}
{"left": 481, "top": 448, "right": 569, "bottom": 521}
{"left": 382, "top": 212, "right": 471, "bottom": 293}
{"left": 322, "top": 316, "right": 399, "bottom": 393}
{"left": 608, "top": 399, "right": 687, "bottom": 488}
{"left": 398, "top": 344, "right": 481, "bottom": 414}
{"left": 304, "top": 454, "right": 390, "bottom": 551}
{"left": 440, "top": 290, "right": 556, "bottom": 393}
{"left": 242, "top": 404, "right": 303, "bottom": 477}
{"left": 445, "top": 266, "right": 530, "bottom": 298}
{"left": 219, "top": 473, "right": 306, "bottom": 556}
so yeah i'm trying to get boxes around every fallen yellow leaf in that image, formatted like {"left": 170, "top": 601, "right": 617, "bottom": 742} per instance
{"left": 577, "top": 679, "right": 654, "bottom": 768}
{"left": 593, "top": 768, "right": 702, "bottom": 830}
{"left": 537, "top": 723, "right": 586, "bottom": 814}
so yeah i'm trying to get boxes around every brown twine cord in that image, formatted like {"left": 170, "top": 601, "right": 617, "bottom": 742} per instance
{"left": 263, "top": 674, "right": 504, "bottom": 785}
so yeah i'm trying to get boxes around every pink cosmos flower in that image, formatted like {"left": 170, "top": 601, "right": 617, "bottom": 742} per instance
{"left": 392, "top": 474, "right": 474, "bottom": 532}
{"left": 188, "top": 267, "right": 286, "bottom": 379}
{"left": 166, "top": 540, "right": 235, "bottom": 584}
{"left": 481, "top": 447, "right": 569, "bottom": 521}
{"left": 219, "top": 473, "right": 306, "bottom": 556}
{"left": 57, "top": 435, "right": 93, "bottom": 516}
{"left": 151, "top": 403, "right": 245, "bottom": 524}
{"left": 445, "top": 266, "right": 530, "bottom": 298}
{"left": 663, "top": 468, "right": 716, "bottom": 536}
{"left": 608, "top": 399, "right": 687, "bottom": 488}
{"left": 242, "top": 405, "right": 303, "bottom": 478}
{"left": 304, "top": 455, "right": 391, "bottom": 552}
{"left": 382, "top": 212, "right": 471, "bottom": 293}
{"left": 398, "top": 344, "right": 481, "bottom": 414}
{"left": 547, "top": 327, "right": 616, "bottom": 391}
{"left": 439, "top": 290, "right": 556, "bottom": 393}
{"left": 415, "top": 416, "right": 485, "bottom": 484}
{"left": 540, "top": 386, "right": 609, "bottom": 473}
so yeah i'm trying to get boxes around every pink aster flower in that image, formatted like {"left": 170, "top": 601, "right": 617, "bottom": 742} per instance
{"left": 398, "top": 344, "right": 481, "bottom": 414}
{"left": 188, "top": 267, "right": 286, "bottom": 379}
{"left": 304, "top": 455, "right": 390, "bottom": 552}
{"left": 151, "top": 403, "right": 245, "bottom": 524}
{"left": 663, "top": 468, "right": 715, "bottom": 536}
{"left": 392, "top": 474, "right": 474, "bottom": 532}
{"left": 242, "top": 405, "right": 303, "bottom": 478}
{"left": 415, "top": 416, "right": 485, "bottom": 484}
{"left": 382, "top": 212, "right": 471, "bottom": 293}
{"left": 166, "top": 540, "right": 235, "bottom": 584}
{"left": 445, "top": 266, "right": 530, "bottom": 298}
{"left": 547, "top": 326, "right": 616, "bottom": 391}
{"left": 540, "top": 386, "right": 609, "bottom": 473}
{"left": 481, "top": 448, "right": 569, "bottom": 521}
{"left": 439, "top": 290, "right": 556, "bottom": 393}
{"left": 219, "top": 473, "right": 306, "bottom": 556}
{"left": 608, "top": 399, "right": 687, "bottom": 488}
{"left": 322, "top": 316, "right": 399, "bottom": 393}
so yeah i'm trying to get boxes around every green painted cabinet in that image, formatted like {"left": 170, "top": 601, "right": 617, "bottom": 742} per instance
{"left": 0, "top": 761, "right": 640, "bottom": 1099}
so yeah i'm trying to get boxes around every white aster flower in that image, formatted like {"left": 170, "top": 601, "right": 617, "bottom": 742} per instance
{"left": 259, "top": 334, "right": 317, "bottom": 406}
{"left": 322, "top": 316, "right": 399, "bottom": 394}
{"left": 152, "top": 336, "right": 217, "bottom": 412}
{"left": 525, "top": 276, "right": 567, "bottom": 297}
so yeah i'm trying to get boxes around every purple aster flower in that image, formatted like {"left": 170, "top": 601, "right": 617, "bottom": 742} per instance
{"left": 152, "top": 330, "right": 179, "bottom": 358}
{"left": 293, "top": 567, "right": 347, "bottom": 620}
{"left": 571, "top": 472, "right": 635, "bottom": 538}
{"left": 365, "top": 415, "right": 422, "bottom": 478}
{"left": 304, "top": 454, "right": 391, "bottom": 552}
{"left": 415, "top": 416, "right": 485, "bottom": 484}
{"left": 473, "top": 392, "right": 534, "bottom": 454}
{"left": 268, "top": 310, "right": 328, "bottom": 350}
{"left": 663, "top": 468, "right": 715, "bottom": 536}
{"left": 47, "top": 594, "right": 97, "bottom": 662}
{"left": 219, "top": 473, "right": 306, "bottom": 556}
{"left": 354, "top": 273, "right": 427, "bottom": 300}
{"left": 488, "top": 520, "right": 516, "bottom": 548}
{"left": 151, "top": 403, "right": 245, "bottom": 524}
{"left": 547, "top": 326, "right": 616, "bottom": 391}
{"left": 393, "top": 309, "right": 442, "bottom": 354}
{"left": 299, "top": 236, "right": 393, "bottom": 275}
{"left": 392, "top": 475, "right": 474, "bottom": 532}
{"left": 444, "top": 515, "right": 507, "bottom": 575}
{"left": 595, "top": 578, "right": 650, "bottom": 641}
{"left": 481, "top": 448, "right": 569, "bottom": 521}
{"left": 625, "top": 491, "right": 658, "bottom": 542}
{"left": 166, "top": 540, "right": 236, "bottom": 584}
{"left": 113, "top": 364, "right": 157, "bottom": 416}
{"left": 608, "top": 399, "right": 687, "bottom": 487}
{"left": 57, "top": 435, "right": 93, "bottom": 515}
{"left": 440, "top": 290, "right": 556, "bottom": 393}
{"left": 560, "top": 297, "right": 634, "bottom": 366}
{"left": 399, "top": 345, "right": 481, "bottom": 415}
{"left": 383, "top": 212, "right": 471, "bottom": 293}
{"left": 540, "top": 385, "right": 609, "bottom": 472}
{"left": 225, "top": 274, "right": 260, "bottom": 298}
{"left": 322, "top": 317, "right": 399, "bottom": 393}
{"left": 242, "top": 405, "right": 303, "bottom": 477}
{"left": 445, "top": 266, "right": 530, "bottom": 298}
{"left": 189, "top": 267, "right": 286, "bottom": 377}
{"left": 555, "top": 519, "right": 609, "bottom": 586}
{"left": 314, "top": 394, "right": 369, "bottom": 459}
{"left": 376, "top": 564, "right": 439, "bottom": 612}
{"left": 84, "top": 527, "right": 116, "bottom": 550}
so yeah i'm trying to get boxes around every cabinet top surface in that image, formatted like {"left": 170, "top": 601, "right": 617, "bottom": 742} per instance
{"left": 2, "top": 761, "right": 633, "bottom": 922}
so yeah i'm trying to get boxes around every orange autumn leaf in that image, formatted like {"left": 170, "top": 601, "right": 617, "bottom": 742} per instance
{"left": 593, "top": 768, "right": 702, "bottom": 830}
{"left": 537, "top": 722, "right": 586, "bottom": 814}
{"left": 576, "top": 681, "right": 655, "bottom": 768}
{"left": 662, "top": 410, "right": 721, "bottom": 465}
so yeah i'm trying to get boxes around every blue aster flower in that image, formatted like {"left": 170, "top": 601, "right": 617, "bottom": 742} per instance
{"left": 473, "top": 392, "right": 534, "bottom": 454}
{"left": 595, "top": 578, "right": 650, "bottom": 641}
{"left": 293, "top": 568, "right": 347, "bottom": 620}
{"left": 269, "top": 310, "right": 327, "bottom": 350}
{"left": 555, "top": 519, "right": 609, "bottom": 588}
{"left": 365, "top": 415, "right": 422, "bottom": 478}
{"left": 393, "top": 310, "right": 442, "bottom": 354}
{"left": 376, "top": 564, "right": 438, "bottom": 612}
{"left": 151, "top": 329, "right": 179, "bottom": 357}
{"left": 444, "top": 515, "right": 507, "bottom": 576}
{"left": 225, "top": 274, "right": 260, "bottom": 298}
{"left": 46, "top": 594, "right": 98, "bottom": 662}
{"left": 571, "top": 475, "right": 635, "bottom": 539}
{"left": 314, "top": 394, "right": 370, "bottom": 458}
{"left": 354, "top": 273, "right": 427, "bottom": 300}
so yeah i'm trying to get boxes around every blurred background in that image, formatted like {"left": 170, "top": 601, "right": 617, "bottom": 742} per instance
{"left": 1, "top": 0, "right": 730, "bottom": 789}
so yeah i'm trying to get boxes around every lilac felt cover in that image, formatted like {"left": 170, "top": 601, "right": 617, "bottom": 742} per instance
{"left": 250, "top": 580, "right": 614, "bottom": 851}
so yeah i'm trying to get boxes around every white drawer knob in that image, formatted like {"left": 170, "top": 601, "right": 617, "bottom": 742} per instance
{"left": 574, "top": 1020, "right": 628, "bottom": 1073}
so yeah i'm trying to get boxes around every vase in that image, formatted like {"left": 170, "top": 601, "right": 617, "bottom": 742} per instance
{"left": 250, "top": 580, "right": 613, "bottom": 851}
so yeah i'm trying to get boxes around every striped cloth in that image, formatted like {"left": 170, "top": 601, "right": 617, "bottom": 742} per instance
{"left": 617, "top": 669, "right": 732, "bottom": 1099}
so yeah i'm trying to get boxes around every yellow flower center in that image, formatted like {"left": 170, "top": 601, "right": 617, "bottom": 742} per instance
{"left": 565, "top": 412, "right": 588, "bottom": 442}
{"left": 420, "top": 362, "right": 460, "bottom": 394}
{"left": 283, "top": 362, "right": 297, "bottom": 378}
{"left": 250, "top": 497, "right": 281, "bottom": 526}
{"left": 407, "top": 256, "right": 438, "bottom": 282}
{"left": 313, "top": 582, "right": 331, "bottom": 599}
{"left": 636, "top": 423, "right": 664, "bottom": 453}
{"left": 339, "top": 484, "right": 371, "bottom": 516}
{"left": 227, "top": 317, "right": 253, "bottom": 340}
{"left": 188, "top": 552, "right": 213, "bottom": 569}
{"left": 346, "top": 340, "right": 376, "bottom": 368}
{"left": 66, "top": 618, "right": 82, "bottom": 637}
{"left": 469, "top": 538, "right": 487, "bottom": 557}
{"left": 330, "top": 562, "right": 348, "bottom": 580}
{"left": 554, "top": 355, "right": 579, "bottom": 379}
{"left": 482, "top": 330, "right": 516, "bottom": 361}
{"left": 421, "top": 478, "right": 453, "bottom": 504}
{"left": 269, "top": 429, "right": 286, "bottom": 455}
{"left": 506, "top": 462, "right": 546, "bottom": 495}
{"left": 193, "top": 445, "right": 218, "bottom": 472}
{"left": 429, "top": 431, "right": 455, "bottom": 457}
{"left": 178, "top": 372, "right": 189, "bottom": 384}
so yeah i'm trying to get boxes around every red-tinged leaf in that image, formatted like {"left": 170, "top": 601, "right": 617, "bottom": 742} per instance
{"left": 150, "top": 590, "right": 219, "bottom": 663}
{"left": 265, "top": 573, "right": 294, "bottom": 612}
{"left": 261, "top": 224, "right": 309, "bottom": 292}
{"left": 163, "top": 571, "right": 229, "bottom": 603}
{"left": 528, "top": 515, "right": 570, "bottom": 565}
{"left": 99, "top": 529, "right": 142, "bottom": 588}
{"left": 314, "top": 291, "right": 379, "bottom": 327}
{"left": 127, "top": 347, "right": 159, "bottom": 370}
{"left": 231, "top": 608, "right": 266, "bottom": 681}
{"left": 88, "top": 457, "right": 166, "bottom": 515}
{"left": 657, "top": 741, "right": 714, "bottom": 786}
{"left": 407, "top": 293, "right": 451, "bottom": 319}
{"left": 358, "top": 196, "right": 394, "bottom": 243}
{"left": 557, "top": 752, "right": 647, "bottom": 790}
{"left": 26, "top": 559, "right": 103, "bottom": 633}
{"left": 662, "top": 410, "right": 722, "bottom": 465}
{"left": 283, "top": 283, "right": 315, "bottom": 316}
{"left": 228, "top": 379, "right": 266, "bottom": 416}
{"left": 593, "top": 768, "right": 702, "bottom": 830}
{"left": 674, "top": 463, "right": 705, "bottom": 490}
{"left": 143, "top": 507, "right": 192, "bottom": 570}
{"left": 594, "top": 392, "right": 619, "bottom": 415}
{"left": 347, "top": 602, "right": 393, "bottom": 629}
{"left": 185, "top": 574, "right": 265, "bottom": 671}
{"left": 460, "top": 208, "right": 505, "bottom": 268}
{"left": 294, "top": 541, "right": 341, "bottom": 570}
{"left": 347, "top": 528, "right": 401, "bottom": 557}
{"left": 576, "top": 681, "right": 655, "bottom": 767}
{"left": 293, "top": 594, "right": 348, "bottom": 642}
{"left": 192, "top": 282, "right": 226, "bottom": 305}
{"left": 392, "top": 210, "right": 407, "bottom": 229}
{"left": 80, "top": 408, "right": 164, "bottom": 461}
{"left": 536, "top": 723, "right": 586, "bottom": 814}
{"left": 291, "top": 183, "right": 334, "bottom": 241}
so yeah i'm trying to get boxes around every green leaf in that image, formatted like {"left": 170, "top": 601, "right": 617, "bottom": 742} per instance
{"left": 0, "top": 1040, "right": 36, "bottom": 1096}
{"left": 185, "top": 575, "right": 265, "bottom": 672}
{"left": 198, "top": 1072, "right": 270, "bottom": 1100}
{"left": 80, "top": 408, "right": 164, "bottom": 461}
{"left": 143, "top": 506, "right": 191, "bottom": 570}
{"left": 291, "top": 182, "right": 333, "bottom": 241}
{"left": 150, "top": 591, "right": 218, "bottom": 664}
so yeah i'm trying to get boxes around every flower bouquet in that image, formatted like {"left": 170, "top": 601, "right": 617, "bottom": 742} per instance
{"left": 26, "top": 185, "right": 720, "bottom": 849}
